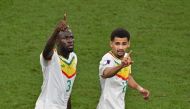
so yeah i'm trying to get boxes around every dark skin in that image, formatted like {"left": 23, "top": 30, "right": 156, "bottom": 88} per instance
{"left": 56, "top": 31, "right": 74, "bottom": 59}
{"left": 42, "top": 20, "right": 68, "bottom": 60}
{"left": 42, "top": 16, "right": 73, "bottom": 109}
{"left": 67, "top": 96, "right": 71, "bottom": 109}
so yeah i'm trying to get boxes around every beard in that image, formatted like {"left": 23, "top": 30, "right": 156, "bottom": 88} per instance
{"left": 68, "top": 47, "right": 74, "bottom": 52}
{"left": 67, "top": 44, "right": 74, "bottom": 52}
{"left": 117, "top": 50, "right": 125, "bottom": 58}
{"left": 61, "top": 46, "right": 73, "bottom": 53}
{"left": 57, "top": 44, "right": 74, "bottom": 55}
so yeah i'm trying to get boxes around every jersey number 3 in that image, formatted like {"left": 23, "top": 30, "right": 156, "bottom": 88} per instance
{"left": 66, "top": 80, "right": 72, "bottom": 92}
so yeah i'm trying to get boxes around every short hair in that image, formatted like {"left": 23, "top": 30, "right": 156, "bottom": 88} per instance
{"left": 110, "top": 28, "right": 130, "bottom": 41}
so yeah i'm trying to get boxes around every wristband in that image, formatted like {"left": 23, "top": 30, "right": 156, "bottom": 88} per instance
{"left": 137, "top": 85, "right": 144, "bottom": 92}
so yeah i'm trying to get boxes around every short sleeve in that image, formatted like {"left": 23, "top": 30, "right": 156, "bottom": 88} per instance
{"left": 40, "top": 51, "right": 58, "bottom": 69}
{"left": 99, "top": 55, "right": 114, "bottom": 76}
{"left": 40, "top": 53, "right": 48, "bottom": 67}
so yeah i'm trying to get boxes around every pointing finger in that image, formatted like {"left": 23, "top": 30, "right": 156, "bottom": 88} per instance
{"left": 126, "top": 50, "right": 132, "bottom": 57}
{"left": 63, "top": 12, "right": 67, "bottom": 21}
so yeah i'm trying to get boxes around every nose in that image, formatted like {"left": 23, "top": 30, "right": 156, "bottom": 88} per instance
{"left": 67, "top": 37, "right": 74, "bottom": 44}
{"left": 118, "top": 45, "right": 124, "bottom": 49}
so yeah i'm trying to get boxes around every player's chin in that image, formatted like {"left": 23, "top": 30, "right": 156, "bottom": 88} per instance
{"left": 117, "top": 52, "right": 125, "bottom": 57}
{"left": 67, "top": 45, "right": 74, "bottom": 51}
{"left": 68, "top": 48, "right": 74, "bottom": 52}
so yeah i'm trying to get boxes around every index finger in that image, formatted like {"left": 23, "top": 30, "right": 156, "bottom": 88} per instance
{"left": 126, "top": 50, "right": 132, "bottom": 58}
{"left": 63, "top": 12, "right": 67, "bottom": 21}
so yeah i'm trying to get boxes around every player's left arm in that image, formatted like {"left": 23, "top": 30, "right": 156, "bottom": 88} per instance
{"left": 128, "top": 75, "right": 150, "bottom": 100}
{"left": 67, "top": 96, "right": 71, "bottom": 109}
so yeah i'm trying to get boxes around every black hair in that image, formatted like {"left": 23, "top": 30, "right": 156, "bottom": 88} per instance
{"left": 110, "top": 28, "right": 130, "bottom": 41}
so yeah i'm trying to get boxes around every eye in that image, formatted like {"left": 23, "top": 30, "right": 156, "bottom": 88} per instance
{"left": 115, "top": 42, "right": 120, "bottom": 45}
{"left": 122, "top": 42, "right": 128, "bottom": 45}
{"left": 63, "top": 36, "right": 74, "bottom": 41}
{"left": 69, "top": 36, "right": 74, "bottom": 39}
{"left": 61, "top": 37, "right": 66, "bottom": 40}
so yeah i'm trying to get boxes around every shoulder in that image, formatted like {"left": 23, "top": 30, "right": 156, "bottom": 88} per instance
{"left": 40, "top": 50, "right": 58, "bottom": 62}
{"left": 70, "top": 52, "right": 77, "bottom": 63}
{"left": 101, "top": 52, "right": 112, "bottom": 60}
{"left": 70, "top": 52, "right": 77, "bottom": 58}
{"left": 100, "top": 52, "right": 114, "bottom": 65}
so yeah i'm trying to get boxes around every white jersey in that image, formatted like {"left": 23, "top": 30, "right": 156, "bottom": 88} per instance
{"left": 35, "top": 51, "right": 77, "bottom": 109}
{"left": 97, "top": 51, "right": 131, "bottom": 109}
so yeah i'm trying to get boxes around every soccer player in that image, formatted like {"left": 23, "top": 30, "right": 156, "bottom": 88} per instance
{"left": 35, "top": 15, "right": 77, "bottom": 109}
{"left": 97, "top": 28, "right": 150, "bottom": 109}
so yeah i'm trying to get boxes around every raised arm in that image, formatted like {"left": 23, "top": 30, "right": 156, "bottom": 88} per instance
{"left": 42, "top": 14, "right": 67, "bottom": 60}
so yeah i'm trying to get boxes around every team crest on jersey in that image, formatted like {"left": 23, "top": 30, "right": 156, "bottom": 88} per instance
{"left": 106, "top": 60, "right": 110, "bottom": 64}
{"left": 103, "top": 60, "right": 110, "bottom": 65}
{"left": 59, "top": 56, "right": 77, "bottom": 78}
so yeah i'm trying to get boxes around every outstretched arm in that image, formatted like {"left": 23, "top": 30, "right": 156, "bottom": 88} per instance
{"left": 128, "top": 75, "right": 150, "bottom": 100}
{"left": 42, "top": 14, "right": 67, "bottom": 60}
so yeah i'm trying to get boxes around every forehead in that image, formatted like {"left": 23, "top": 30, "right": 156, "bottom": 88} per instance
{"left": 58, "top": 31, "right": 73, "bottom": 38}
{"left": 112, "top": 37, "right": 128, "bottom": 42}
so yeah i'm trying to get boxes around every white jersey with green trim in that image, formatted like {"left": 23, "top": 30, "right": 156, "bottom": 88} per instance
{"left": 97, "top": 52, "right": 131, "bottom": 109}
{"left": 35, "top": 51, "right": 77, "bottom": 109}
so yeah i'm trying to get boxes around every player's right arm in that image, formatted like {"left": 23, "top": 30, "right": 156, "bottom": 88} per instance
{"left": 102, "top": 55, "right": 133, "bottom": 78}
{"left": 42, "top": 16, "right": 67, "bottom": 60}
{"left": 102, "top": 65, "right": 124, "bottom": 78}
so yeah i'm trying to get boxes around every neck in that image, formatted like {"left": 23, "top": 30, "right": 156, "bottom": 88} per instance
{"left": 57, "top": 48, "right": 70, "bottom": 59}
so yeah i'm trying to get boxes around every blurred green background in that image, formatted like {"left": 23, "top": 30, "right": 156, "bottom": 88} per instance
{"left": 0, "top": 0, "right": 190, "bottom": 109}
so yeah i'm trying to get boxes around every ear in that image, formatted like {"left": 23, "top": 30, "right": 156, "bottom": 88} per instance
{"left": 56, "top": 34, "right": 60, "bottom": 43}
{"left": 110, "top": 41, "right": 113, "bottom": 48}
{"left": 128, "top": 41, "right": 130, "bottom": 48}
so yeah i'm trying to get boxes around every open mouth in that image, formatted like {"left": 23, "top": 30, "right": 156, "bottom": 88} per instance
{"left": 117, "top": 50, "right": 124, "bottom": 53}
{"left": 117, "top": 50, "right": 125, "bottom": 55}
